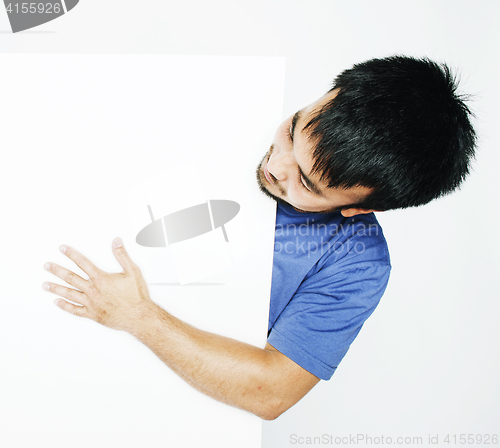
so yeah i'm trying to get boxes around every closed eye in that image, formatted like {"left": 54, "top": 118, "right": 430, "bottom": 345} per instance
{"left": 299, "top": 172, "right": 312, "bottom": 192}
{"left": 298, "top": 166, "right": 323, "bottom": 196}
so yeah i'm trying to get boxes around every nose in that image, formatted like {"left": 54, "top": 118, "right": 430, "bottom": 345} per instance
{"left": 267, "top": 146, "right": 291, "bottom": 182}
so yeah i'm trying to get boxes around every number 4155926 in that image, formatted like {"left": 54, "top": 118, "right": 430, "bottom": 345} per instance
{"left": 5, "top": 3, "right": 62, "bottom": 14}
{"left": 444, "top": 434, "right": 498, "bottom": 444}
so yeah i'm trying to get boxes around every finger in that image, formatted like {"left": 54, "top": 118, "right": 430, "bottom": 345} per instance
{"left": 44, "top": 262, "right": 88, "bottom": 291}
{"left": 53, "top": 298, "right": 87, "bottom": 318}
{"left": 59, "top": 245, "right": 101, "bottom": 279}
{"left": 42, "top": 282, "right": 89, "bottom": 307}
{"left": 112, "top": 238, "right": 138, "bottom": 273}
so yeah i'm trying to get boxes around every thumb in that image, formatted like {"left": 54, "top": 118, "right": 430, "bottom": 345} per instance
{"left": 112, "top": 238, "right": 137, "bottom": 273}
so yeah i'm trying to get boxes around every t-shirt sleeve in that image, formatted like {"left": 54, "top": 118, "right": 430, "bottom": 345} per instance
{"left": 267, "top": 257, "right": 391, "bottom": 380}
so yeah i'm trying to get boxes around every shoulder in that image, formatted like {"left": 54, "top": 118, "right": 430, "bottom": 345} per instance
{"left": 315, "top": 212, "right": 391, "bottom": 271}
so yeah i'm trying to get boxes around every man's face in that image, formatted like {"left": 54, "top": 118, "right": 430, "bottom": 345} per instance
{"left": 256, "top": 89, "right": 374, "bottom": 216}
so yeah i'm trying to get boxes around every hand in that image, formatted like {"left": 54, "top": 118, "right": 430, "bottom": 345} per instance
{"left": 43, "top": 238, "right": 155, "bottom": 332}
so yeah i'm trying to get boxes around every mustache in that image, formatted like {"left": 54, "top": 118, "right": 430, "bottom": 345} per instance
{"left": 263, "top": 145, "right": 286, "bottom": 194}
{"left": 255, "top": 146, "right": 289, "bottom": 207}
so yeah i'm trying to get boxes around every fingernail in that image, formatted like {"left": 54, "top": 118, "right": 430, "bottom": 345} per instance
{"left": 42, "top": 283, "right": 50, "bottom": 290}
{"left": 59, "top": 245, "right": 67, "bottom": 254}
{"left": 114, "top": 238, "right": 123, "bottom": 248}
{"left": 44, "top": 263, "right": 51, "bottom": 271}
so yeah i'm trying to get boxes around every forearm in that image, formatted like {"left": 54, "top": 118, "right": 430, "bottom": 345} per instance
{"left": 128, "top": 302, "right": 287, "bottom": 420}
{"left": 44, "top": 241, "right": 317, "bottom": 420}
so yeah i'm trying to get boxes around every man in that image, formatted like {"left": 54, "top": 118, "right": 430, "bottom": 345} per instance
{"left": 42, "top": 56, "right": 476, "bottom": 420}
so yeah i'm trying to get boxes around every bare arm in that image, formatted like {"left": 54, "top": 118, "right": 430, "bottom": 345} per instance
{"left": 43, "top": 238, "right": 319, "bottom": 420}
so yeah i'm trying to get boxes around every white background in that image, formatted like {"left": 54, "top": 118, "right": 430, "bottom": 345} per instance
{"left": 1, "top": 1, "right": 499, "bottom": 447}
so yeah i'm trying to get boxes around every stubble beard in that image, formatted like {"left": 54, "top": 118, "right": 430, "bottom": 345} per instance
{"left": 255, "top": 148, "right": 291, "bottom": 209}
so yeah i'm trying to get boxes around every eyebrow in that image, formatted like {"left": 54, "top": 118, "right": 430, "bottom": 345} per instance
{"left": 291, "top": 109, "right": 324, "bottom": 197}
{"left": 289, "top": 110, "right": 301, "bottom": 142}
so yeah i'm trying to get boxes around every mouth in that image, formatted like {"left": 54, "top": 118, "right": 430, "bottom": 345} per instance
{"left": 263, "top": 160, "right": 275, "bottom": 185}
{"left": 256, "top": 150, "right": 293, "bottom": 209}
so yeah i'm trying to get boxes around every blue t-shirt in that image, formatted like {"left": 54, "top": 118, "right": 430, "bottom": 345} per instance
{"left": 267, "top": 202, "right": 391, "bottom": 380}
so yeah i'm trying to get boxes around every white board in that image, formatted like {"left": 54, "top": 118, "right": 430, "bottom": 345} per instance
{"left": 0, "top": 54, "right": 285, "bottom": 448}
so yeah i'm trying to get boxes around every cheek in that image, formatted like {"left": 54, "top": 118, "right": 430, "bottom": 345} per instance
{"left": 287, "top": 186, "right": 335, "bottom": 212}
{"left": 286, "top": 184, "right": 314, "bottom": 207}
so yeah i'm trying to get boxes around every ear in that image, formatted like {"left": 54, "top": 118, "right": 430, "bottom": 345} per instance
{"left": 340, "top": 208, "right": 381, "bottom": 218}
